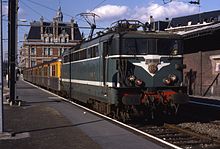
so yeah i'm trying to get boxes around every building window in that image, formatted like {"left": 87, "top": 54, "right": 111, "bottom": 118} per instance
{"left": 31, "top": 60, "right": 36, "bottom": 67}
{"left": 31, "top": 48, "right": 36, "bottom": 55}
{"left": 59, "top": 48, "right": 64, "bottom": 56}
{"left": 48, "top": 48, "right": 53, "bottom": 56}
{"left": 210, "top": 55, "right": 220, "bottom": 74}
{"left": 43, "top": 48, "right": 52, "bottom": 56}
{"left": 44, "top": 48, "right": 48, "bottom": 55}
{"left": 61, "top": 37, "right": 65, "bottom": 43}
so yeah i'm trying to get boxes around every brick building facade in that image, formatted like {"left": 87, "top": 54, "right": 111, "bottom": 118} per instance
{"left": 19, "top": 7, "right": 82, "bottom": 69}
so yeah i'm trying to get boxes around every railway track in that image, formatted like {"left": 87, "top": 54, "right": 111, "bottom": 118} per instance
{"left": 25, "top": 80, "right": 220, "bottom": 149}
{"left": 133, "top": 122, "right": 220, "bottom": 149}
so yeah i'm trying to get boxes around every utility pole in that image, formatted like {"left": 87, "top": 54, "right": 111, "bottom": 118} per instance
{"left": 0, "top": 0, "right": 4, "bottom": 133}
{"left": 8, "top": 0, "right": 17, "bottom": 103}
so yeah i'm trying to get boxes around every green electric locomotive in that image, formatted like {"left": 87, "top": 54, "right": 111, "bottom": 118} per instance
{"left": 61, "top": 20, "right": 188, "bottom": 121}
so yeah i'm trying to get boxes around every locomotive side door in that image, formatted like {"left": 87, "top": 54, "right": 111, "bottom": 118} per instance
{"left": 100, "top": 41, "right": 108, "bottom": 86}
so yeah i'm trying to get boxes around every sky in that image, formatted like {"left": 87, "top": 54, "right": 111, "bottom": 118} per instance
{"left": 2, "top": 0, "right": 220, "bottom": 59}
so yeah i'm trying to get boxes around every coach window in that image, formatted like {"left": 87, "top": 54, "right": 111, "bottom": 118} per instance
{"left": 71, "top": 53, "right": 74, "bottom": 61}
{"left": 44, "top": 67, "right": 47, "bottom": 76}
{"left": 91, "top": 46, "right": 98, "bottom": 57}
{"left": 81, "top": 49, "right": 87, "bottom": 59}
{"left": 103, "top": 42, "right": 108, "bottom": 56}
{"left": 95, "top": 46, "right": 99, "bottom": 57}
{"left": 64, "top": 55, "right": 69, "bottom": 63}
{"left": 91, "top": 47, "right": 95, "bottom": 57}
{"left": 76, "top": 52, "right": 80, "bottom": 60}
{"left": 73, "top": 52, "right": 78, "bottom": 61}
{"left": 39, "top": 67, "right": 42, "bottom": 76}
{"left": 87, "top": 48, "right": 92, "bottom": 58}
{"left": 52, "top": 65, "right": 56, "bottom": 76}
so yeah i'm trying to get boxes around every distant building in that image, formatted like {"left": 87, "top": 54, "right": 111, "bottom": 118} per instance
{"left": 166, "top": 10, "right": 220, "bottom": 32}
{"left": 167, "top": 10, "right": 220, "bottom": 97}
{"left": 19, "top": 7, "right": 82, "bottom": 69}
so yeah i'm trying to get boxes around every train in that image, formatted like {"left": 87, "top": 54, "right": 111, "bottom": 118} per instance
{"left": 23, "top": 20, "right": 189, "bottom": 121}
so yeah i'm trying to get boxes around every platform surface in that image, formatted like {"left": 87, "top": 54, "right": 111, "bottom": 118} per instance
{"left": 0, "top": 80, "right": 164, "bottom": 149}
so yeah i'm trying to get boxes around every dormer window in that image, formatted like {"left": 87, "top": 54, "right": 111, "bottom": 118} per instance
{"left": 203, "top": 19, "right": 208, "bottom": 24}
{"left": 45, "top": 37, "right": 49, "bottom": 42}
{"left": 61, "top": 37, "right": 65, "bottom": 43}
{"left": 188, "top": 21, "right": 192, "bottom": 26}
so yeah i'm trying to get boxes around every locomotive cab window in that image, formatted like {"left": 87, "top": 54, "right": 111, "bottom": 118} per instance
{"left": 122, "top": 38, "right": 182, "bottom": 55}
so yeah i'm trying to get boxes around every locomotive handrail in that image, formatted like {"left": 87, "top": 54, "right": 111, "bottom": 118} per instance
{"left": 203, "top": 73, "right": 220, "bottom": 96}
{"left": 110, "top": 19, "right": 145, "bottom": 32}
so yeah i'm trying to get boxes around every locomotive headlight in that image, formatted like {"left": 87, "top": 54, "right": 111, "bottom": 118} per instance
{"left": 163, "top": 78, "right": 171, "bottom": 85}
{"left": 168, "top": 74, "right": 178, "bottom": 82}
{"left": 148, "top": 63, "right": 158, "bottom": 74}
{"left": 135, "top": 79, "right": 143, "bottom": 87}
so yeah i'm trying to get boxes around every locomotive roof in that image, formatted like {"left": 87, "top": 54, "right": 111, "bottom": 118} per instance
{"left": 82, "top": 30, "right": 182, "bottom": 46}
{"left": 64, "top": 30, "right": 182, "bottom": 54}
{"left": 119, "top": 31, "right": 182, "bottom": 39}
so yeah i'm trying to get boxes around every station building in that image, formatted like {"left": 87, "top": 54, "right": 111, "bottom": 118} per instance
{"left": 167, "top": 10, "right": 220, "bottom": 97}
{"left": 19, "top": 7, "right": 82, "bottom": 69}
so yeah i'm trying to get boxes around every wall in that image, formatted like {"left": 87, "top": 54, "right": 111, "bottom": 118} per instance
{"left": 183, "top": 29, "right": 220, "bottom": 97}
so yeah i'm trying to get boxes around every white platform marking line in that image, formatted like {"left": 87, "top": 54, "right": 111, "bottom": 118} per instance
{"left": 24, "top": 80, "right": 182, "bottom": 149}
{"left": 189, "top": 101, "right": 220, "bottom": 108}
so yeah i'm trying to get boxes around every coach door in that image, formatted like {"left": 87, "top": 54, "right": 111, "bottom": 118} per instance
{"left": 102, "top": 41, "right": 109, "bottom": 86}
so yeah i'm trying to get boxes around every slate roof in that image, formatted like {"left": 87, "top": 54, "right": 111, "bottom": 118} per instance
{"left": 27, "top": 22, "right": 41, "bottom": 40}
{"left": 27, "top": 21, "right": 82, "bottom": 41}
{"left": 169, "top": 10, "right": 220, "bottom": 27}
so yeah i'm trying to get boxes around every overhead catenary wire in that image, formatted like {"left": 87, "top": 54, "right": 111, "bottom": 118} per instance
{"left": 90, "top": 0, "right": 108, "bottom": 12}
{"left": 131, "top": 0, "right": 201, "bottom": 21}
{"left": 23, "top": 0, "right": 74, "bottom": 18}
{"left": 20, "top": 0, "right": 106, "bottom": 29}
{"left": 20, "top": 0, "right": 51, "bottom": 22}
{"left": 130, "top": 1, "right": 169, "bottom": 21}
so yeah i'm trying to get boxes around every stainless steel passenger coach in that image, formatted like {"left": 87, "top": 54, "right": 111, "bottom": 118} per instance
{"left": 61, "top": 20, "right": 188, "bottom": 120}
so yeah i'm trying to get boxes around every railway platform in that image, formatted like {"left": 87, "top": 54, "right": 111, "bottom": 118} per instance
{"left": 0, "top": 80, "right": 164, "bottom": 149}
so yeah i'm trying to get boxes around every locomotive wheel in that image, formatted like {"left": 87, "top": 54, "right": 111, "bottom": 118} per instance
{"left": 119, "top": 111, "right": 127, "bottom": 123}
{"left": 115, "top": 107, "right": 130, "bottom": 123}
